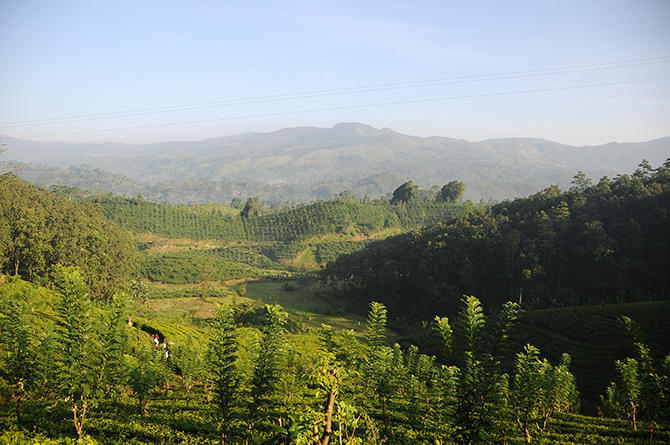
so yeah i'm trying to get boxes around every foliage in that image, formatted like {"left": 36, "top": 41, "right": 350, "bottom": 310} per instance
{"left": 601, "top": 317, "right": 670, "bottom": 429}
{"left": 324, "top": 161, "right": 670, "bottom": 317}
{"left": 52, "top": 265, "right": 97, "bottom": 439}
{"left": 207, "top": 306, "right": 240, "bottom": 443}
{"left": 125, "top": 340, "right": 164, "bottom": 417}
{"left": 247, "top": 305, "right": 288, "bottom": 441}
{"left": 0, "top": 299, "right": 36, "bottom": 423}
{"left": 511, "top": 345, "right": 579, "bottom": 442}
{"left": 0, "top": 278, "right": 667, "bottom": 444}
{"left": 390, "top": 181, "right": 419, "bottom": 205}
{"left": 439, "top": 180, "right": 466, "bottom": 203}
{"left": 0, "top": 174, "right": 137, "bottom": 300}
{"left": 140, "top": 250, "right": 287, "bottom": 284}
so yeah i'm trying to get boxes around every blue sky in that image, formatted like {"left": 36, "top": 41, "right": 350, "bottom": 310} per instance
{"left": 0, "top": 0, "right": 669, "bottom": 145}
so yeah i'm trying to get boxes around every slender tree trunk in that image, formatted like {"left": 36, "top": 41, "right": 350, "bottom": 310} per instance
{"left": 542, "top": 410, "right": 551, "bottom": 433}
{"left": 631, "top": 401, "right": 637, "bottom": 430}
{"left": 15, "top": 395, "right": 22, "bottom": 423}
{"left": 220, "top": 431, "right": 225, "bottom": 445}
{"left": 73, "top": 399, "right": 87, "bottom": 439}
{"left": 319, "top": 388, "right": 337, "bottom": 445}
{"left": 517, "top": 417, "right": 531, "bottom": 444}
{"left": 140, "top": 395, "right": 149, "bottom": 417}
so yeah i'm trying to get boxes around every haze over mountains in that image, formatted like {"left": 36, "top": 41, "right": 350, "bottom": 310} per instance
{"left": 3, "top": 123, "right": 669, "bottom": 204}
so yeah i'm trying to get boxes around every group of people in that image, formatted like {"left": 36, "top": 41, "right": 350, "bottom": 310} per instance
{"left": 128, "top": 315, "right": 171, "bottom": 359}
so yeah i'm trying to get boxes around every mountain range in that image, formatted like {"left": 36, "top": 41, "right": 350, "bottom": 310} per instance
{"left": 2, "top": 123, "right": 669, "bottom": 204}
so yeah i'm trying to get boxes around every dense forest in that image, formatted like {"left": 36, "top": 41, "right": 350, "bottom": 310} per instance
{"left": 0, "top": 174, "right": 137, "bottom": 299}
{"left": 1, "top": 166, "right": 669, "bottom": 444}
{"left": 324, "top": 161, "right": 670, "bottom": 317}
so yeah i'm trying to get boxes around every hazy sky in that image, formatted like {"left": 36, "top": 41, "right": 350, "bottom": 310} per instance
{"left": 1, "top": 0, "right": 669, "bottom": 145}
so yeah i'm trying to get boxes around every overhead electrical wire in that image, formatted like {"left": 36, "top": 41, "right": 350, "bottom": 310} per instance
{"left": 25, "top": 75, "right": 670, "bottom": 139}
{"left": 1, "top": 56, "right": 668, "bottom": 129}
{"left": 9, "top": 12, "right": 667, "bottom": 97}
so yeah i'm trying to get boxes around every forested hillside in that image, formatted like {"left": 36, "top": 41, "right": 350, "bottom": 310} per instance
{"left": 324, "top": 161, "right": 670, "bottom": 317}
{"left": 0, "top": 173, "right": 136, "bottom": 299}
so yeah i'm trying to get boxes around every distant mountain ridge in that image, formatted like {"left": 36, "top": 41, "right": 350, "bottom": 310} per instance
{"left": 2, "top": 123, "right": 669, "bottom": 204}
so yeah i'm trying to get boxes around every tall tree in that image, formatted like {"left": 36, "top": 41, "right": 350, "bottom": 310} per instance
{"left": 52, "top": 265, "right": 97, "bottom": 439}
{"left": 247, "top": 304, "right": 288, "bottom": 442}
{"left": 0, "top": 300, "right": 36, "bottom": 423}
{"left": 97, "top": 294, "right": 128, "bottom": 399}
{"left": 390, "top": 181, "right": 419, "bottom": 205}
{"left": 440, "top": 181, "right": 466, "bottom": 203}
{"left": 208, "top": 306, "right": 240, "bottom": 445}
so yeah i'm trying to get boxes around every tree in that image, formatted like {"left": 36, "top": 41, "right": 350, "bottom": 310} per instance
{"left": 52, "top": 265, "right": 97, "bottom": 439}
{"left": 241, "top": 197, "right": 261, "bottom": 219}
{"left": 601, "top": 316, "right": 670, "bottom": 431}
{"left": 97, "top": 294, "right": 128, "bottom": 399}
{"left": 0, "top": 300, "right": 36, "bottom": 423}
{"left": 173, "top": 338, "right": 206, "bottom": 404}
{"left": 433, "top": 296, "right": 519, "bottom": 444}
{"left": 130, "top": 280, "right": 148, "bottom": 304}
{"left": 208, "top": 306, "right": 240, "bottom": 445}
{"left": 364, "top": 302, "right": 387, "bottom": 349}
{"left": 602, "top": 358, "right": 641, "bottom": 429}
{"left": 231, "top": 197, "right": 243, "bottom": 208}
{"left": 510, "top": 344, "right": 545, "bottom": 443}
{"left": 570, "top": 171, "right": 592, "bottom": 193}
{"left": 126, "top": 339, "right": 163, "bottom": 416}
{"left": 390, "top": 181, "right": 418, "bottom": 205}
{"left": 440, "top": 181, "right": 466, "bottom": 203}
{"left": 247, "top": 304, "right": 288, "bottom": 441}
{"left": 311, "top": 324, "right": 343, "bottom": 445}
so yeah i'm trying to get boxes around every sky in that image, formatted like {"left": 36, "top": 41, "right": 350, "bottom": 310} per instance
{"left": 0, "top": 0, "right": 669, "bottom": 146}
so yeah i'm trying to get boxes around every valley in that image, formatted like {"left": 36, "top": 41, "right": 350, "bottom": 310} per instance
{"left": 1, "top": 161, "right": 669, "bottom": 443}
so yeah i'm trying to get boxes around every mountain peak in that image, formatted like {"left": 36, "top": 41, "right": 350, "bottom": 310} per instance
{"left": 332, "top": 122, "right": 380, "bottom": 135}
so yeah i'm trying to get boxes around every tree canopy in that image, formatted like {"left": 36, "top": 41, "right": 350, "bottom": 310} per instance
{"left": 0, "top": 173, "right": 137, "bottom": 300}
{"left": 390, "top": 181, "right": 419, "bottom": 205}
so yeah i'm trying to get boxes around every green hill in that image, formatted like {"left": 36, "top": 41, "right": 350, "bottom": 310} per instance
{"left": 91, "top": 194, "right": 465, "bottom": 242}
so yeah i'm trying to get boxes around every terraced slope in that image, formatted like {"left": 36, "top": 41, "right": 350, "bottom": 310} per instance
{"left": 512, "top": 301, "right": 670, "bottom": 412}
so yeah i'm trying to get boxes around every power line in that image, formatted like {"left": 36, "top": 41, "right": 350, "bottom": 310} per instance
{"left": 25, "top": 76, "right": 670, "bottom": 139}
{"left": 9, "top": 13, "right": 668, "bottom": 97}
{"left": 2, "top": 56, "right": 668, "bottom": 129}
